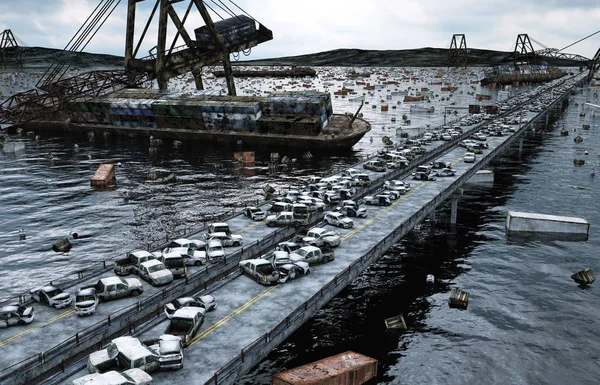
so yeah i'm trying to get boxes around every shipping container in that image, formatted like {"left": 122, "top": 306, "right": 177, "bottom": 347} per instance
{"left": 273, "top": 351, "right": 377, "bottom": 385}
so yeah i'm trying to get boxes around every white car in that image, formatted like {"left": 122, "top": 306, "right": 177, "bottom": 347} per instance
{"left": 74, "top": 288, "right": 99, "bottom": 316}
{"left": 206, "top": 240, "right": 225, "bottom": 262}
{"left": 0, "top": 305, "right": 34, "bottom": 327}
{"left": 139, "top": 259, "right": 173, "bottom": 286}
{"left": 324, "top": 212, "right": 354, "bottom": 229}
{"left": 204, "top": 232, "right": 243, "bottom": 247}
{"left": 158, "top": 246, "right": 207, "bottom": 266}
{"left": 73, "top": 368, "right": 153, "bottom": 385}
{"left": 383, "top": 180, "right": 411, "bottom": 193}
{"left": 243, "top": 206, "right": 266, "bottom": 221}
{"left": 163, "top": 238, "right": 205, "bottom": 254}
{"left": 302, "top": 227, "right": 341, "bottom": 248}
{"left": 30, "top": 285, "right": 72, "bottom": 308}
{"left": 277, "top": 262, "right": 310, "bottom": 283}
{"left": 464, "top": 152, "right": 476, "bottom": 163}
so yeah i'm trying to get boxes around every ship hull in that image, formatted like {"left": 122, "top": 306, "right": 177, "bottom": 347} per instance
{"left": 18, "top": 114, "right": 370, "bottom": 150}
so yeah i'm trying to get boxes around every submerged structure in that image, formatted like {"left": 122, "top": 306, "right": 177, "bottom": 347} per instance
{"left": 64, "top": 88, "right": 369, "bottom": 149}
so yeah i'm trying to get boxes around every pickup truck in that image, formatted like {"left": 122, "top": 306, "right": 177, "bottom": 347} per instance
{"left": 239, "top": 259, "right": 281, "bottom": 285}
{"left": 138, "top": 259, "right": 174, "bottom": 286}
{"left": 302, "top": 227, "right": 342, "bottom": 248}
{"left": 290, "top": 246, "right": 335, "bottom": 265}
{"left": 164, "top": 307, "right": 205, "bottom": 347}
{"left": 87, "top": 336, "right": 160, "bottom": 374}
{"left": 82, "top": 277, "right": 143, "bottom": 302}
{"left": 265, "top": 211, "right": 309, "bottom": 228}
{"left": 114, "top": 250, "right": 157, "bottom": 276}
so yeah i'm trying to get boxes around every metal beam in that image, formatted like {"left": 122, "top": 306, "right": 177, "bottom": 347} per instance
{"left": 156, "top": 0, "right": 169, "bottom": 90}
{"left": 588, "top": 48, "right": 600, "bottom": 82}
{"left": 448, "top": 34, "right": 468, "bottom": 68}
{"left": 192, "top": 0, "right": 236, "bottom": 96}
{"left": 125, "top": 0, "right": 137, "bottom": 68}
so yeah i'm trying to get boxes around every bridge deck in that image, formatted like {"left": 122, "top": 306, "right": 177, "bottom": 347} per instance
{"left": 0, "top": 73, "right": 585, "bottom": 385}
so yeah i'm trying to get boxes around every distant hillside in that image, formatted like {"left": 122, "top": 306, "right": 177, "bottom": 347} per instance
{"left": 7, "top": 47, "right": 123, "bottom": 69}
{"left": 237, "top": 48, "right": 586, "bottom": 68}
{"left": 3, "top": 46, "right": 585, "bottom": 70}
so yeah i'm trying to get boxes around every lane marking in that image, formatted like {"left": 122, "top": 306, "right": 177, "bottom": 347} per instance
{"left": 240, "top": 220, "right": 262, "bottom": 233}
{"left": 0, "top": 308, "right": 75, "bottom": 347}
{"left": 187, "top": 285, "right": 278, "bottom": 347}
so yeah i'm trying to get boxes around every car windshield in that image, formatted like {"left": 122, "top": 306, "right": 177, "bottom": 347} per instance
{"left": 46, "top": 289, "right": 62, "bottom": 297}
{"left": 250, "top": 208, "right": 261, "bottom": 213}
{"left": 209, "top": 246, "right": 222, "bottom": 252}
{"left": 295, "top": 249, "right": 309, "bottom": 257}
{"left": 170, "top": 240, "right": 185, "bottom": 248}
{"left": 148, "top": 264, "right": 165, "bottom": 273}
{"left": 107, "top": 343, "right": 119, "bottom": 358}
{"left": 76, "top": 295, "right": 95, "bottom": 302}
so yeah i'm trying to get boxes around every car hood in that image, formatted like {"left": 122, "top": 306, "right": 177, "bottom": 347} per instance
{"left": 159, "top": 340, "right": 182, "bottom": 355}
{"left": 76, "top": 300, "right": 97, "bottom": 308}
{"left": 357, "top": 208, "right": 367, "bottom": 213}
{"left": 123, "top": 368, "right": 153, "bottom": 384}
{"left": 124, "top": 278, "right": 143, "bottom": 288}
{"left": 89, "top": 349, "right": 112, "bottom": 369}
{"left": 266, "top": 215, "right": 277, "bottom": 221}
{"left": 231, "top": 235, "right": 243, "bottom": 241}
{"left": 149, "top": 270, "right": 172, "bottom": 281}
{"left": 51, "top": 293, "right": 71, "bottom": 302}
{"left": 341, "top": 218, "right": 353, "bottom": 224}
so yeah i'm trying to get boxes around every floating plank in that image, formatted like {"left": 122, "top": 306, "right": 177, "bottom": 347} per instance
{"left": 506, "top": 211, "right": 590, "bottom": 236}
{"left": 448, "top": 288, "right": 469, "bottom": 310}
{"left": 571, "top": 268, "right": 595, "bottom": 285}
{"left": 90, "top": 163, "right": 116, "bottom": 187}
{"left": 273, "top": 351, "right": 377, "bottom": 385}
{"left": 384, "top": 314, "right": 407, "bottom": 330}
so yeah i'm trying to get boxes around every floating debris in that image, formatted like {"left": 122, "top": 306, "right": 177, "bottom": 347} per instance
{"left": 448, "top": 288, "right": 469, "bottom": 310}
{"left": 384, "top": 314, "right": 407, "bottom": 330}
{"left": 574, "top": 135, "right": 583, "bottom": 143}
{"left": 571, "top": 268, "right": 595, "bottom": 286}
{"left": 574, "top": 159, "right": 585, "bottom": 166}
{"left": 52, "top": 237, "right": 72, "bottom": 253}
{"left": 173, "top": 140, "right": 182, "bottom": 149}
{"left": 91, "top": 164, "right": 116, "bottom": 187}
{"left": 560, "top": 128, "right": 568, "bottom": 136}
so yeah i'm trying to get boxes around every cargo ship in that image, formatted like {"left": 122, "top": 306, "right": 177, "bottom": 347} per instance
{"left": 24, "top": 89, "right": 370, "bottom": 150}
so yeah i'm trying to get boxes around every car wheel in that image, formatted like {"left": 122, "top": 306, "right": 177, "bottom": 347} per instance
{"left": 17, "top": 320, "right": 25, "bottom": 326}
{"left": 195, "top": 261, "right": 202, "bottom": 266}
{"left": 366, "top": 201, "right": 371, "bottom": 205}
{"left": 132, "top": 290, "right": 141, "bottom": 296}
{"left": 266, "top": 222, "right": 275, "bottom": 227}
{"left": 256, "top": 276, "right": 261, "bottom": 284}
{"left": 233, "top": 242, "right": 240, "bottom": 247}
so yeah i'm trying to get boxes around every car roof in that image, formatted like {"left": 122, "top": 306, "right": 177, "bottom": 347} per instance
{"left": 175, "top": 297, "right": 197, "bottom": 305}
{"left": 210, "top": 232, "right": 229, "bottom": 237}
{"left": 244, "top": 259, "right": 271, "bottom": 266}
{"left": 207, "top": 239, "right": 222, "bottom": 246}
{"left": 0, "top": 305, "right": 19, "bottom": 313}
{"left": 279, "top": 211, "right": 293, "bottom": 215}
{"left": 308, "top": 227, "right": 326, "bottom": 234}
{"left": 77, "top": 288, "right": 96, "bottom": 296}
{"left": 101, "top": 277, "right": 125, "bottom": 286}
{"left": 141, "top": 259, "right": 163, "bottom": 267}
{"left": 173, "top": 306, "right": 205, "bottom": 319}
{"left": 129, "top": 250, "right": 154, "bottom": 258}
{"left": 299, "top": 246, "right": 320, "bottom": 252}
{"left": 210, "top": 222, "right": 228, "bottom": 227}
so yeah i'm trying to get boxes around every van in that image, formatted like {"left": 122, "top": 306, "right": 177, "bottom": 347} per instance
{"left": 269, "top": 202, "right": 292, "bottom": 214}
{"left": 208, "top": 222, "right": 230, "bottom": 235}
{"left": 292, "top": 203, "right": 309, "bottom": 220}
{"left": 159, "top": 254, "right": 187, "bottom": 278}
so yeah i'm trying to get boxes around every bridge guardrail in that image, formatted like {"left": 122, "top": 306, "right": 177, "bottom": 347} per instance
{"left": 201, "top": 73, "right": 586, "bottom": 385}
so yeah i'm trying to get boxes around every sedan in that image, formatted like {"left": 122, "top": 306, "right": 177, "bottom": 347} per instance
{"left": 337, "top": 205, "right": 367, "bottom": 218}
{"left": 164, "top": 297, "right": 204, "bottom": 319}
{"left": 277, "top": 262, "right": 310, "bottom": 284}
{"left": 464, "top": 152, "right": 476, "bottom": 163}
{"left": 243, "top": 207, "right": 266, "bottom": 221}
{"left": 324, "top": 212, "right": 354, "bottom": 229}
{"left": 204, "top": 232, "right": 243, "bottom": 247}
{"left": 0, "top": 305, "right": 34, "bottom": 327}
{"left": 196, "top": 294, "right": 217, "bottom": 312}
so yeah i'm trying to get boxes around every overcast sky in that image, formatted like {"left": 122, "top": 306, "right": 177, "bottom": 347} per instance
{"left": 1, "top": 0, "right": 599, "bottom": 62}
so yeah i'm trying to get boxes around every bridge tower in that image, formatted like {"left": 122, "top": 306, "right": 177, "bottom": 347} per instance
{"left": 513, "top": 33, "right": 536, "bottom": 67}
{"left": 448, "top": 34, "right": 468, "bottom": 68}
{"left": 0, "top": 29, "right": 23, "bottom": 69}
{"left": 124, "top": 0, "right": 273, "bottom": 94}
{"left": 588, "top": 47, "right": 600, "bottom": 82}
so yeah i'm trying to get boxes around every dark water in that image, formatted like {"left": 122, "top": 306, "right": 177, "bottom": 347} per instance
{"left": 2, "top": 70, "right": 598, "bottom": 384}
{"left": 236, "top": 90, "right": 600, "bottom": 384}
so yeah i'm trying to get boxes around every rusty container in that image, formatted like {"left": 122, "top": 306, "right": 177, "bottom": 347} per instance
{"left": 272, "top": 351, "right": 377, "bottom": 385}
{"left": 91, "top": 164, "right": 115, "bottom": 187}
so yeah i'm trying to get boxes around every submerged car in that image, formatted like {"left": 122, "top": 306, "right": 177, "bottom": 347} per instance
{"left": 30, "top": 285, "right": 72, "bottom": 309}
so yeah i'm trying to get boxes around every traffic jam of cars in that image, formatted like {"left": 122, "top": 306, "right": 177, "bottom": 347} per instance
{"left": 0, "top": 102, "right": 503, "bottom": 385}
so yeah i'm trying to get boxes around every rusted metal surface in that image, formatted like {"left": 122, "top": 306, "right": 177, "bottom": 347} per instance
{"left": 90, "top": 163, "right": 116, "bottom": 187}
{"left": 0, "top": 70, "right": 147, "bottom": 125}
{"left": 272, "top": 351, "right": 377, "bottom": 385}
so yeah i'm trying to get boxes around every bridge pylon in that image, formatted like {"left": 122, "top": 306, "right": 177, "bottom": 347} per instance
{"left": 448, "top": 34, "right": 468, "bottom": 68}
{"left": 512, "top": 33, "right": 536, "bottom": 67}
{"left": 0, "top": 29, "right": 23, "bottom": 69}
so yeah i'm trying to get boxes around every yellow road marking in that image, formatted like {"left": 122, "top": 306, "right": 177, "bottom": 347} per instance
{"left": 187, "top": 285, "right": 278, "bottom": 348}
{"left": 0, "top": 327, "right": 38, "bottom": 347}
{"left": 0, "top": 308, "right": 75, "bottom": 347}
{"left": 240, "top": 220, "right": 261, "bottom": 233}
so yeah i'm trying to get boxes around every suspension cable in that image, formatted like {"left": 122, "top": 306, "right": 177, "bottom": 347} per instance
{"left": 227, "top": 0, "right": 258, "bottom": 23}
{"left": 529, "top": 36, "right": 548, "bottom": 50}
{"left": 207, "top": 0, "right": 234, "bottom": 18}
{"left": 558, "top": 29, "right": 600, "bottom": 53}
{"left": 214, "top": 0, "right": 243, "bottom": 21}
{"left": 203, "top": 1, "right": 225, "bottom": 20}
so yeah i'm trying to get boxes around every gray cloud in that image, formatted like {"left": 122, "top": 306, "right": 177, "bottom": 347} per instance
{"left": 0, "top": 0, "right": 598, "bottom": 60}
